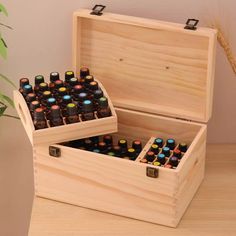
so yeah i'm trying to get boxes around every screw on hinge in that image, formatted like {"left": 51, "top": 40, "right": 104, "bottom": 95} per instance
{"left": 90, "top": 5, "right": 106, "bottom": 16}
{"left": 184, "top": 19, "right": 199, "bottom": 30}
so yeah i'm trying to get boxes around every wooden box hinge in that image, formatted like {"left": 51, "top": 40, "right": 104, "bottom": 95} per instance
{"left": 90, "top": 5, "right": 106, "bottom": 16}
{"left": 184, "top": 19, "right": 199, "bottom": 30}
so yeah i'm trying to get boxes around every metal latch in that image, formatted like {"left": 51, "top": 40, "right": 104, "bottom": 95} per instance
{"left": 184, "top": 19, "right": 199, "bottom": 30}
{"left": 49, "top": 146, "right": 61, "bottom": 158}
{"left": 146, "top": 167, "right": 159, "bottom": 178}
{"left": 90, "top": 5, "right": 106, "bottom": 16}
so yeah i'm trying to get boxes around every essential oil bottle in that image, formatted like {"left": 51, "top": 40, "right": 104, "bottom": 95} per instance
{"left": 97, "top": 97, "right": 111, "bottom": 118}
{"left": 33, "top": 107, "right": 47, "bottom": 129}
{"left": 65, "top": 103, "right": 79, "bottom": 124}
{"left": 81, "top": 100, "right": 95, "bottom": 121}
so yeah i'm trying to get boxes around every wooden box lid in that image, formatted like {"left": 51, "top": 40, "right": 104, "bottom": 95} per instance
{"left": 73, "top": 9, "right": 217, "bottom": 123}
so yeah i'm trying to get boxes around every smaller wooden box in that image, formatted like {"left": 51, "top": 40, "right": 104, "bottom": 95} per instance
{"left": 16, "top": 9, "right": 217, "bottom": 227}
{"left": 13, "top": 80, "right": 117, "bottom": 146}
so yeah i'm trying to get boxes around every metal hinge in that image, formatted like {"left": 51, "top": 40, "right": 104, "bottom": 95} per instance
{"left": 184, "top": 19, "right": 199, "bottom": 30}
{"left": 175, "top": 117, "right": 192, "bottom": 122}
{"left": 90, "top": 5, "right": 106, "bottom": 16}
{"left": 49, "top": 146, "right": 61, "bottom": 158}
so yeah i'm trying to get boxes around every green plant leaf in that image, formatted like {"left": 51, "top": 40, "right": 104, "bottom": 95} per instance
{"left": 0, "top": 101, "right": 7, "bottom": 116}
{"left": 0, "top": 92, "right": 14, "bottom": 108}
{"left": 0, "top": 3, "right": 8, "bottom": 16}
{"left": 0, "top": 73, "right": 16, "bottom": 88}
{"left": 0, "top": 36, "right": 7, "bottom": 59}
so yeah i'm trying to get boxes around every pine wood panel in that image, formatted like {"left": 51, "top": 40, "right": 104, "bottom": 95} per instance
{"left": 73, "top": 9, "right": 217, "bottom": 122}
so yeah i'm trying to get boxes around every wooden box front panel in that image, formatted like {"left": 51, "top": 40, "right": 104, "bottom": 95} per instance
{"left": 33, "top": 108, "right": 206, "bottom": 227}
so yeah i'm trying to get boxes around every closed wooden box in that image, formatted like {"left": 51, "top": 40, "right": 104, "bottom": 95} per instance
{"left": 15, "top": 9, "right": 217, "bottom": 227}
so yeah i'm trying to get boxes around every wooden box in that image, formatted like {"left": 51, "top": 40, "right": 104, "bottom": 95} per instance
{"left": 13, "top": 80, "right": 117, "bottom": 145}
{"left": 16, "top": 9, "right": 217, "bottom": 227}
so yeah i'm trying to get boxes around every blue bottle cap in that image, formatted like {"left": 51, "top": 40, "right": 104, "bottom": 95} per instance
{"left": 63, "top": 95, "right": 71, "bottom": 100}
{"left": 47, "top": 97, "right": 56, "bottom": 103}
{"left": 83, "top": 100, "right": 92, "bottom": 105}
{"left": 158, "top": 153, "right": 165, "bottom": 159}
{"left": 163, "top": 147, "right": 170, "bottom": 152}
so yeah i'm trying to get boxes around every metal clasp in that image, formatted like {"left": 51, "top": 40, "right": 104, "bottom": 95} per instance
{"left": 146, "top": 167, "right": 159, "bottom": 178}
{"left": 184, "top": 19, "right": 199, "bottom": 30}
{"left": 90, "top": 5, "right": 106, "bottom": 16}
{"left": 49, "top": 146, "right": 61, "bottom": 158}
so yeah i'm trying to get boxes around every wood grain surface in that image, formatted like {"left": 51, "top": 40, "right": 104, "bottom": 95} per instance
{"left": 28, "top": 144, "right": 236, "bottom": 236}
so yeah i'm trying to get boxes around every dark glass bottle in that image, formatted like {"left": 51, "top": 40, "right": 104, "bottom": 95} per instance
{"left": 76, "top": 92, "right": 88, "bottom": 108}
{"left": 22, "top": 84, "right": 33, "bottom": 98}
{"left": 73, "top": 85, "right": 84, "bottom": 99}
{"left": 65, "top": 71, "right": 74, "bottom": 86}
{"left": 34, "top": 75, "right": 44, "bottom": 95}
{"left": 162, "top": 146, "right": 171, "bottom": 157}
{"left": 19, "top": 78, "right": 29, "bottom": 94}
{"left": 154, "top": 138, "right": 163, "bottom": 148}
{"left": 61, "top": 95, "right": 72, "bottom": 117}
{"left": 112, "top": 145, "right": 122, "bottom": 157}
{"left": 103, "top": 135, "right": 113, "bottom": 148}
{"left": 45, "top": 97, "right": 57, "bottom": 119}
{"left": 97, "top": 97, "right": 111, "bottom": 118}
{"left": 132, "top": 140, "right": 142, "bottom": 154}
{"left": 169, "top": 156, "right": 179, "bottom": 167}
{"left": 150, "top": 144, "right": 159, "bottom": 155}
{"left": 173, "top": 149, "right": 182, "bottom": 159}
{"left": 84, "top": 75, "right": 94, "bottom": 89}
{"left": 80, "top": 67, "right": 90, "bottom": 79}
{"left": 30, "top": 100, "right": 40, "bottom": 117}
{"left": 33, "top": 107, "right": 47, "bottom": 129}
{"left": 145, "top": 151, "right": 155, "bottom": 162}
{"left": 98, "top": 141, "right": 107, "bottom": 154}
{"left": 157, "top": 153, "right": 166, "bottom": 165}
{"left": 49, "top": 72, "right": 60, "bottom": 91}
{"left": 65, "top": 103, "right": 79, "bottom": 124}
{"left": 93, "top": 89, "right": 103, "bottom": 110}
{"left": 89, "top": 81, "right": 99, "bottom": 92}
{"left": 26, "top": 93, "right": 37, "bottom": 105}
{"left": 68, "top": 77, "right": 79, "bottom": 91}
{"left": 118, "top": 139, "right": 128, "bottom": 157}
{"left": 54, "top": 80, "right": 64, "bottom": 95}
{"left": 41, "top": 91, "right": 52, "bottom": 107}
{"left": 49, "top": 105, "right": 64, "bottom": 127}
{"left": 57, "top": 87, "right": 68, "bottom": 104}
{"left": 38, "top": 82, "right": 49, "bottom": 99}
{"left": 166, "top": 139, "right": 175, "bottom": 150}
{"left": 81, "top": 100, "right": 95, "bottom": 121}
{"left": 84, "top": 138, "right": 94, "bottom": 151}
{"left": 178, "top": 142, "right": 188, "bottom": 152}
{"left": 127, "top": 148, "right": 136, "bottom": 161}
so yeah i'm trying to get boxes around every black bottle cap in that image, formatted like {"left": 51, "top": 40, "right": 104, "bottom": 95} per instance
{"left": 94, "top": 89, "right": 103, "bottom": 99}
{"left": 78, "top": 92, "right": 88, "bottom": 102}
{"left": 118, "top": 139, "right": 128, "bottom": 149}
{"left": 58, "top": 87, "right": 68, "bottom": 96}
{"left": 47, "top": 97, "right": 56, "bottom": 107}
{"left": 98, "top": 97, "right": 109, "bottom": 108}
{"left": 80, "top": 67, "right": 90, "bottom": 78}
{"left": 50, "top": 105, "right": 62, "bottom": 118}
{"left": 98, "top": 141, "right": 107, "bottom": 152}
{"left": 73, "top": 85, "right": 84, "bottom": 94}
{"left": 169, "top": 156, "right": 179, "bottom": 167}
{"left": 26, "top": 93, "right": 37, "bottom": 103}
{"left": 84, "top": 138, "right": 93, "bottom": 150}
{"left": 34, "top": 107, "right": 45, "bottom": 120}
{"left": 157, "top": 153, "right": 166, "bottom": 165}
{"left": 89, "top": 81, "right": 99, "bottom": 91}
{"left": 23, "top": 84, "right": 33, "bottom": 94}
{"left": 62, "top": 95, "right": 72, "bottom": 104}
{"left": 162, "top": 146, "right": 170, "bottom": 157}
{"left": 50, "top": 72, "right": 60, "bottom": 82}
{"left": 85, "top": 75, "right": 94, "bottom": 84}
{"left": 128, "top": 148, "right": 136, "bottom": 160}
{"left": 166, "top": 139, "right": 175, "bottom": 150}
{"left": 65, "top": 71, "right": 75, "bottom": 82}
{"left": 145, "top": 151, "right": 155, "bottom": 162}
{"left": 39, "top": 82, "right": 49, "bottom": 92}
{"left": 69, "top": 77, "right": 79, "bottom": 87}
{"left": 82, "top": 100, "right": 93, "bottom": 112}
{"left": 20, "top": 78, "right": 29, "bottom": 88}
{"left": 150, "top": 144, "right": 159, "bottom": 155}
{"left": 103, "top": 135, "right": 113, "bottom": 146}
{"left": 66, "top": 103, "right": 78, "bottom": 116}
{"left": 30, "top": 100, "right": 40, "bottom": 111}
{"left": 132, "top": 140, "right": 142, "bottom": 152}
{"left": 173, "top": 149, "right": 182, "bottom": 159}
{"left": 34, "top": 75, "right": 44, "bottom": 85}
{"left": 112, "top": 145, "right": 122, "bottom": 156}
{"left": 179, "top": 142, "right": 188, "bottom": 152}
{"left": 42, "top": 91, "right": 52, "bottom": 100}
{"left": 154, "top": 138, "right": 163, "bottom": 148}
{"left": 54, "top": 80, "right": 64, "bottom": 89}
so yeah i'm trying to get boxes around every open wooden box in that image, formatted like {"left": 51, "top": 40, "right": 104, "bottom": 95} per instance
{"left": 18, "top": 9, "right": 217, "bottom": 227}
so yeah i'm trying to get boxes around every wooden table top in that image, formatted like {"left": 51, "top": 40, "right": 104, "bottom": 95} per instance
{"left": 28, "top": 144, "right": 236, "bottom": 236}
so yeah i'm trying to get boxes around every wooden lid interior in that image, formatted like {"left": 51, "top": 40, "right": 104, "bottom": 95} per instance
{"left": 73, "top": 10, "right": 217, "bottom": 123}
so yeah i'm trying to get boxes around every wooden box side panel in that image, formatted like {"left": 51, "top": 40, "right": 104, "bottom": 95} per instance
{"left": 73, "top": 10, "right": 217, "bottom": 122}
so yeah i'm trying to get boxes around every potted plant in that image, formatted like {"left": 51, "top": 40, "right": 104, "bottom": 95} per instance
{"left": 0, "top": 3, "right": 18, "bottom": 119}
